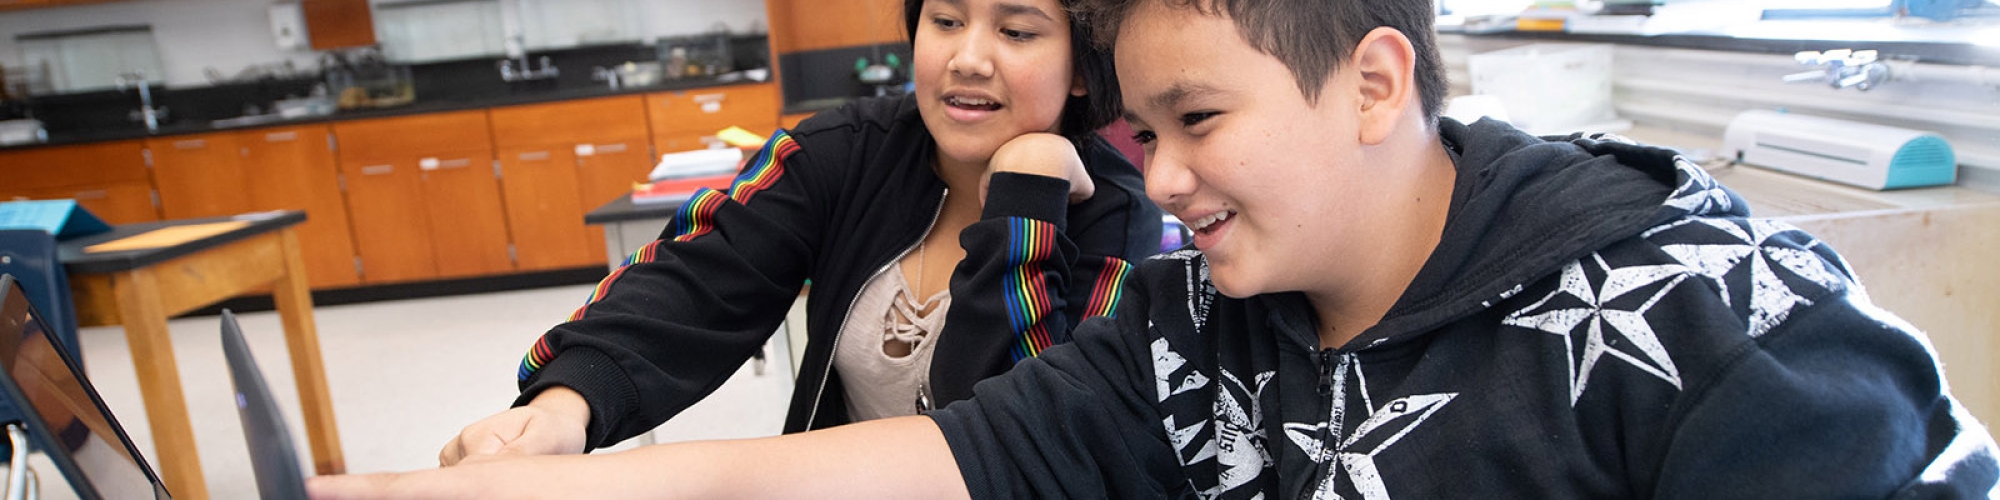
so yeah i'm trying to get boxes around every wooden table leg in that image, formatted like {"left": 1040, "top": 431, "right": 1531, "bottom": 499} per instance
{"left": 271, "top": 228, "right": 345, "bottom": 475}
{"left": 111, "top": 267, "right": 210, "bottom": 500}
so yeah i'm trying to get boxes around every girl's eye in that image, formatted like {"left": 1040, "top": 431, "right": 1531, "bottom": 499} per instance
{"left": 1130, "top": 130, "right": 1157, "bottom": 145}
{"left": 932, "top": 17, "right": 962, "bottom": 29}
{"left": 1001, "top": 28, "right": 1038, "bottom": 41}
{"left": 1180, "top": 112, "right": 1218, "bottom": 127}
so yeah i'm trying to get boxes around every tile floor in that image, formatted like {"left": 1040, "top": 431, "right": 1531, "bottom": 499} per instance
{"left": 50, "top": 283, "right": 794, "bottom": 498}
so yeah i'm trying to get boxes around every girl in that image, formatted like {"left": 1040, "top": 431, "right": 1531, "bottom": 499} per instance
{"left": 438, "top": 0, "right": 1158, "bottom": 464}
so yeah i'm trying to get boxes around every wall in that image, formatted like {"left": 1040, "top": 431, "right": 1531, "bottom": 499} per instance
{"left": 0, "top": 0, "right": 767, "bottom": 89}
{"left": 1439, "top": 34, "right": 2000, "bottom": 194}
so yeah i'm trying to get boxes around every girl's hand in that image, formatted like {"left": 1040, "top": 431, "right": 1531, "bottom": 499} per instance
{"left": 984, "top": 133, "right": 1094, "bottom": 205}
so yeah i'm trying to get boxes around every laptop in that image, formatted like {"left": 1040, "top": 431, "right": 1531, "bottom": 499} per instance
{"left": 218, "top": 309, "right": 309, "bottom": 500}
{"left": 0, "top": 274, "right": 172, "bottom": 499}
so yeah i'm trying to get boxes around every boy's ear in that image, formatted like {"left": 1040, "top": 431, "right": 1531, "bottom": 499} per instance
{"left": 1352, "top": 27, "right": 1417, "bottom": 146}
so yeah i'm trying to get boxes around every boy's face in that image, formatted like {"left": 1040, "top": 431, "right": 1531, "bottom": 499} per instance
{"left": 1118, "top": 3, "right": 1388, "bottom": 299}
{"left": 912, "top": 0, "right": 1085, "bottom": 168}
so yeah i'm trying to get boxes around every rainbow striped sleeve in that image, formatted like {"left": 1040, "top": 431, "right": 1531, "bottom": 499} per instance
{"left": 728, "top": 130, "right": 796, "bottom": 204}
{"left": 519, "top": 130, "right": 800, "bottom": 382}
{"left": 1004, "top": 218, "right": 1061, "bottom": 362}
{"left": 1082, "top": 257, "right": 1133, "bottom": 318}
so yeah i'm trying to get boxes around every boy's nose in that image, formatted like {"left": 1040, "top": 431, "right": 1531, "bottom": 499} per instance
{"left": 1144, "top": 146, "right": 1195, "bottom": 210}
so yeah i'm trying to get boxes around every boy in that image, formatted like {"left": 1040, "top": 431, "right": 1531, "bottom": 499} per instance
{"left": 311, "top": 0, "right": 1999, "bottom": 497}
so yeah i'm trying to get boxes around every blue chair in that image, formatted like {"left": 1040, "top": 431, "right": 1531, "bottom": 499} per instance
{"left": 0, "top": 229, "right": 81, "bottom": 358}
{"left": 0, "top": 229, "right": 85, "bottom": 457}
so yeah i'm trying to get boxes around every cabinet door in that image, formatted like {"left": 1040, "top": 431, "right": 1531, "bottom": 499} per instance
{"left": 573, "top": 139, "right": 655, "bottom": 263}
{"left": 302, "top": 0, "right": 375, "bottom": 50}
{"left": 339, "top": 158, "right": 436, "bottom": 283}
{"left": 148, "top": 133, "right": 253, "bottom": 219}
{"left": 496, "top": 146, "right": 596, "bottom": 271}
{"left": 241, "top": 126, "right": 361, "bottom": 288}
{"left": 417, "top": 152, "right": 515, "bottom": 278}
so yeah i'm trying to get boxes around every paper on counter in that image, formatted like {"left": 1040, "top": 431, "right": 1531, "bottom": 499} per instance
{"left": 84, "top": 220, "right": 252, "bottom": 253}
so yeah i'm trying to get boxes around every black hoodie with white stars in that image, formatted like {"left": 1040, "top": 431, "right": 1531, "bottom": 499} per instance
{"left": 929, "top": 118, "right": 2000, "bottom": 499}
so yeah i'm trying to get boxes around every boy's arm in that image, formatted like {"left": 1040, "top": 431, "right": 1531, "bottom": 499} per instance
{"left": 1651, "top": 293, "right": 1999, "bottom": 497}
{"left": 312, "top": 417, "right": 969, "bottom": 500}
{"left": 930, "top": 269, "right": 1186, "bottom": 498}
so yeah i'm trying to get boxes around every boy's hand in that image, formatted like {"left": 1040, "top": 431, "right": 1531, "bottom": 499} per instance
{"left": 309, "top": 456, "right": 587, "bottom": 500}
{"left": 985, "top": 133, "right": 1094, "bottom": 205}
{"left": 437, "top": 386, "right": 589, "bottom": 466}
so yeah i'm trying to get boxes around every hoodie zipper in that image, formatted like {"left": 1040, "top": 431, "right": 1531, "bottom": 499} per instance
{"left": 1303, "top": 348, "right": 1345, "bottom": 500}
{"left": 801, "top": 186, "right": 948, "bottom": 429}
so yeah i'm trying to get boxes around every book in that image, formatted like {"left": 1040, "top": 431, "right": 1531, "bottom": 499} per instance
{"left": 632, "top": 173, "right": 737, "bottom": 204}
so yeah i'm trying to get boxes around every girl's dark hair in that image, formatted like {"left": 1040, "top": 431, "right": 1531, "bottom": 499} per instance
{"left": 904, "top": 0, "right": 1122, "bottom": 144}
{"left": 1078, "top": 0, "right": 1448, "bottom": 123}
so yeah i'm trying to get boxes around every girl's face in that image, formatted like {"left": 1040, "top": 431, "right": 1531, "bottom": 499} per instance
{"left": 912, "top": 0, "right": 1084, "bottom": 168}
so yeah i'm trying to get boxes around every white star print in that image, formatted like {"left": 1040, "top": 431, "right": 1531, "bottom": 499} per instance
{"left": 1650, "top": 218, "right": 1848, "bottom": 337}
{"left": 1504, "top": 255, "right": 1689, "bottom": 404}
{"left": 1288, "top": 393, "right": 1458, "bottom": 500}
{"left": 1664, "top": 157, "right": 1735, "bottom": 215}
{"left": 1210, "top": 370, "right": 1273, "bottom": 495}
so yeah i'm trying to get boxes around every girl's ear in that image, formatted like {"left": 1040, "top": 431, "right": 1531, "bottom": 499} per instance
{"left": 1351, "top": 27, "right": 1417, "bottom": 146}
{"left": 1071, "top": 72, "right": 1089, "bottom": 97}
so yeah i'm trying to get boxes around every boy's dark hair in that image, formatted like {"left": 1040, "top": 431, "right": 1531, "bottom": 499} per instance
{"left": 1078, "top": 0, "right": 1448, "bottom": 122}
{"left": 904, "top": 0, "right": 1122, "bottom": 144}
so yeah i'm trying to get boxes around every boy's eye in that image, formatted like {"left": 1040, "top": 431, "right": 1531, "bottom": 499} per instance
{"left": 1001, "top": 28, "right": 1038, "bottom": 41}
{"left": 1130, "top": 130, "right": 1157, "bottom": 145}
{"left": 1179, "top": 112, "right": 1218, "bottom": 127}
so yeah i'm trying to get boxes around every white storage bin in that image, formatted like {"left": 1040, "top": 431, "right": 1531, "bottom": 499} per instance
{"left": 1466, "top": 43, "right": 1624, "bottom": 135}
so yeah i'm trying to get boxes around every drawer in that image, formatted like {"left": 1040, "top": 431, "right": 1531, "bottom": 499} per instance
{"left": 332, "top": 110, "right": 493, "bottom": 162}
{"left": 489, "top": 95, "right": 649, "bottom": 147}
{"left": 0, "top": 140, "right": 150, "bottom": 191}
{"left": 646, "top": 83, "right": 780, "bottom": 137}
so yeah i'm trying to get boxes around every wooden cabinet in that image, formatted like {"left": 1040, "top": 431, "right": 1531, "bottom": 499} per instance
{"left": 765, "top": 0, "right": 904, "bottom": 53}
{"left": 0, "top": 140, "right": 158, "bottom": 224}
{"left": 303, "top": 0, "right": 375, "bottom": 50}
{"left": 333, "top": 111, "right": 513, "bottom": 283}
{"left": 239, "top": 125, "right": 361, "bottom": 287}
{"left": 646, "top": 83, "right": 781, "bottom": 155}
{"left": 489, "top": 95, "right": 652, "bottom": 270}
{"left": 146, "top": 133, "right": 253, "bottom": 219}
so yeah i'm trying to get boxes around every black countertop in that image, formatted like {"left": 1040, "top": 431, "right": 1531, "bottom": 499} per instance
{"left": 58, "top": 210, "right": 306, "bottom": 274}
{"left": 584, "top": 193, "right": 690, "bottom": 225}
{"left": 3, "top": 75, "right": 774, "bottom": 152}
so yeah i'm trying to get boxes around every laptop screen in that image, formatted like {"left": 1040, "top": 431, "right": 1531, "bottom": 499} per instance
{"left": 0, "top": 277, "right": 171, "bottom": 499}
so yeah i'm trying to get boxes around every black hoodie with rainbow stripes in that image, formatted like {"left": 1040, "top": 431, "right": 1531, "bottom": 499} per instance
{"left": 513, "top": 94, "right": 1161, "bottom": 447}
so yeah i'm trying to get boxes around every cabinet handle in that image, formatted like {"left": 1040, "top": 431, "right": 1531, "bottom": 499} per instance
{"left": 595, "top": 143, "right": 628, "bottom": 153}
{"left": 173, "top": 139, "right": 207, "bottom": 149}
{"left": 72, "top": 189, "right": 107, "bottom": 200}
{"left": 518, "top": 150, "right": 552, "bottom": 161}
{"left": 438, "top": 158, "right": 473, "bottom": 169}
{"left": 265, "top": 131, "right": 299, "bottom": 142}
{"left": 361, "top": 165, "right": 395, "bottom": 175}
{"left": 693, "top": 93, "right": 726, "bottom": 114}
{"left": 419, "top": 157, "right": 440, "bottom": 170}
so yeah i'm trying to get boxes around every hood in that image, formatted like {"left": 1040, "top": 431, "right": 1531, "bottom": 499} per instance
{"left": 1275, "top": 117, "right": 1748, "bottom": 352}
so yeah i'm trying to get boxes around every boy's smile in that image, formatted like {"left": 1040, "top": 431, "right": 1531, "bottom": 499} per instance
{"left": 1114, "top": 1, "right": 1457, "bottom": 341}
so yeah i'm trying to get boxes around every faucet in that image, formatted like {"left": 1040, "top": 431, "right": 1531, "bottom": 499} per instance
{"left": 115, "top": 71, "right": 168, "bottom": 132}
{"left": 498, "top": 55, "right": 560, "bottom": 83}
{"left": 1783, "top": 49, "right": 1893, "bottom": 91}
{"left": 591, "top": 66, "right": 622, "bottom": 90}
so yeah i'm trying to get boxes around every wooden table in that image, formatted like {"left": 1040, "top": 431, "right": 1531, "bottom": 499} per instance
{"left": 58, "top": 210, "right": 343, "bottom": 500}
